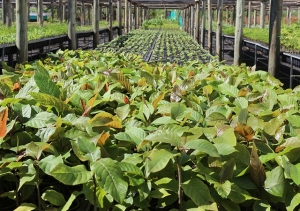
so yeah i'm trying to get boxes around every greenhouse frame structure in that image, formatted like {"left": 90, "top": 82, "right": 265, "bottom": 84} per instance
{"left": 1, "top": 0, "right": 300, "bottom": 77}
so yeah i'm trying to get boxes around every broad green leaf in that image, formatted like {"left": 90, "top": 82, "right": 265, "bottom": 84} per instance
{"left": 265, "top": 166, "right": 285, "bottom": 197}
{"left": 116, "top": 104, "right": 130, "bottom": 120}
{"left": 184, "top": 139, "right": 219, "bottom": 157}
{"left": 14, "top": 203, "right": 37, "bottom": 211}
{"left": 234, "top": 97, "right": 248, "bottom": 109}
{"left": 238, "top": 108, "right": 248, "bottom": 124}
{"left": 218, "top": 83, "right": 239, "bottom": 97}
{"left": 287, "top": 115, "right": 300, "bottom": 127}
{"left": 42, "top": 189, "right": 66, "bottom": 206}
{"left": 214, "top": 143, "right": 237, "bottom": 156}
{"left": 220, "top": 199, "right": 241, "bottom": 211}
{"left": 205, "top": 112, "right": 227, "bottom": 126}
{"left": 264, "top": 117, "right": 285, "bottom": 136}
{"left": 125, "top": 127, "right": 146, "bottom": 146}
{"left": 182, "top": 178, "right": 214, "bottom": 206}
{"left": 118, "top": 162, "right": 144, "bottom": 176}
{"left": 286, "top": 193, "right": 300, "bottom": 211}
{"left": 145, "top": 131, "right": 181, "bottom": 146}
{"left": 219, "top": 158, "right": 235, "bottom": 183}
{"left": 82, "top": 182, "right": 107, "bottom": 208}
{"left": 60, "top": 191, "right": 81, "bottom": 211}
{"left": 145, "top": 149, "right": 175, "bottom": 177}
{"left": 151, "top": 116, "right": 179, "bottom": 125}
{"left": 154, "top": 177, "right": 178, "bottom": 193}
{"left": 71, "top": 137, "right": 101, "bottom": 162}
{"left": 50, "top": 163, "right": 92, "bottom": 185}
{"left": 212, "top": 127, "right": 236, "bottom": 146}
{"left": 91, "top": 158, "right": 128, "bottom": 203}
{"left": 228, "top": 184, "right": 252, "bottom": 203}
{"left": 24, "top": 112, "right": 58, "bottom": 128}
{"left": 39, "top": 155, "right": 63, "bottom": 175}
{"left": 171, "top": 103, "right": 186, "bottom": 120}
{"left": 138, "top": 180, "right": 152, "bottom": 202}
{"left": 34, "top": 71, "right": 60, "bottom": 98}
{"left": 29, "top": 92, "right": 70, "bottom": 113}
{"left": 215, "top": 181, "right": 231, "bottom": 198}
{"left": 290, "top": 163, "right": 300, "bottom": 186}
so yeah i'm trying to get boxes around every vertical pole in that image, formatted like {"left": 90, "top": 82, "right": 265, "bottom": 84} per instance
{"left": 51, "top": 0, "right": 54, "bottom": 21}
{"left": 194, "top": 0, "right": 200, "bottom": 42}
{"left": 99, "top": 4, "right": 102, "bottom": 21}
{"left": 216, "top": 0, "right": 223, "bottom": 61}
{"left": 226, "top": 7, "right": 229, "bottom": 24}
{"left": 233, "top": 0, "right": 245, "bottom": 65}
{"left": 125, "top": 0, "right": 128, "bottom": 33}
{"left": 208, "top": 0, "right": 212, "bottom": 54}
{"left": 87, "top": 5, "right": 91, "bottom": 25}
{"left": 182, "top": 9, "right": 185, "bottom": 31}
{"left": 128, "top": 1, "right": 132, "bottom": 31}
{"left": 28, "top": 1, "right": 30, "bottom": 21}
{"left": 117, "top": 0, "right": 122, "bottom": 35}
{"left": 231, "top": 6, "right": 236, "bottom": 26}
{"left": 68, "top": 0, "right": 76, "bottom": 50}
{"left": 58, "top": 0, "right": 63, "bottom": 23}
{"left": 93, "top": 0, "right": 99, "bottom": 48}
{"left": 12, "top": 3, "right": 15, "bottom": 23}
{"left": 37, "top": 0, "right": 43, "bottom": 26}
{"left": 2, "top": 0, "right": 6, "bottom": 24}
{"left": 16, "top": 0, "right": 28, "bottom": 63}
{"left": 165, "top": 8, "right": 167, "bottom": 19}
{"left": 190, "top": 5, "right": 194, "bottom": 36}
{"left": 137, "top": 5, "right": 140, "bottom": 28}
{"left": 106, "top": 6, "right": 109, "bottom": 21}
{"left": 254, "top": 9, "right": 257, "bottom": 26}
{"left": 286, "top": 6, "right": 290, "bottom": 26}
{"left": 260, "top": 1, "right": 266, "bottom": 28}
{"left": 6, "top": 0, "right": 12, "bottom": 27}
{"left": 81, "top": 2, "right": 86, "bottom": 25}
{"left": 63, "top": 3, "right": 67, "bottom": 21}
{"left": 298, "top": 7, "right": 300, "bottom": 22}
{"left": 248, "top": 1, "right": 251, "bottom": 28}
{"left": 146, "top": 7, "right": 150, "bottom": 20}
{"left": 134, "top": 4, "right": 137, "bottom": 29}
{"left": 201, "top": 0, "right": 206, "bottom": 48}
{"left": 187, "top": 6, "right": 191, "bottom": 34}
{"left": 268, "top": 0, "right": 283, "bottom": 77}
{"left": 109, "top": 0, "right": 113, "bottom": 41}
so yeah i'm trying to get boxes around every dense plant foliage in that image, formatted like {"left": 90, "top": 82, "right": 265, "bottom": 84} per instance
{"left": 221, "top": 23, "right": 300, "bottom": 52}
{"left": 0, "top": 21, "right": 117, "bottom": 45}
{"left": 1, "top": 49, "right": 300, "bottom": 210}
{"left": 142, "top": 19, "right": 180, "bottom": 29}
{"left": 98, "top": 29, "right": 212, "bottom": 63}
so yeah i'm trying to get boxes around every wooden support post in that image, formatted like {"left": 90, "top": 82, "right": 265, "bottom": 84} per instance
{"left": 216, "top": 0, "right": 223, "bottom": 61}
{"left": 51, "top": 0, "right": 54, "bottom": 21}
{"left": 109, "top": 0, "right": 113, "bottom": 41}
{"left": 194, "top": 0, "right": 200, "bottom": 42}
{"left": 87, "top": 5, "right": 91, "bottom": 25}
{"left": 58, "top": 0, "right": 63, "bottom": 23}
{"left": 188, "top": 6, "right": 191, "bottom": 34}
{"left": 37, "top": 0, "right": 43, "bottom": 26}
{"left": 190, "top": 5, "right": 194, "bottom": 36}
{"left": 254, "top": 9, "right": 257, "bottom": 26}
{"left": 128, "top": 1, "right": 132, "bottom": 31}
{"left": 125, "top": 0, "right": 128, "bottom": 33}
{"left": 226, "top": 7, "right": 229, "bottom": 24}
{"left": 286, "top": 6, "right": 290, "bottom": 26}
{"left": 68, "top": 0, "right": 76, "bottom": 50}
{"left": 248, "top": 1, "right": 251, "bottom": 28}
{"left": 117, "top": 0, "right": 122, "bottom": 35}
{"left": 231, "top": 6, "right": 236, "bottom": 26}
{"left": 134, "top": 4, "right": 137, "bottom": 29}
{"left": 99, "top": 4, "right": 102, "bottom": 21}
{"left": 63, "top": 3, "right": 67, "bottom": 21}
{"left": 260, "top": 1, "right": 266, "bottom": 28}
{"left": 81, "top": 2, "right": 86, "bottom": 25}
{"left": 164, "top": 8, "right": 167, "bottom": 19}
{"left": 137, "top": 5, "right": 140, "bottom": 28}
{"left": 5, "top": 0, "right": 12, "bottom": 27}
{"left": 208, "top": 0, "right": 212, "bottom": 54}
{"left": 2, "top": 0, "right": 6, "bottom": 24}
{"left": 27, "top": 1, "right": 30, "bottom": 20}
{"left": 16, "top": 0, "right": 28, "bottom": 63}
{"left": 268, "top": 0, "right": 282, "bottom": 77}
{"left": 298, "top": 7, "right": 300, "bottom": 22}
{"left": 201, "top": 0, "right": 206, "bottom": 48}
{"left": 212, "top": 9, "right": 215, "bottom": 21}
{"left": 12, "top": 3, "right": 15, "bottom": 22}
{"left": 105, "top": 6, "right": 108, "bottom": 21}
{"left": 93, "top": 0, "right": 99, "bottom": 48}
{"left": 233, "top": 0, "right": 245, "bottom": 65}
{"left": 182, "top": 9, "right": 185, "bottom": 31}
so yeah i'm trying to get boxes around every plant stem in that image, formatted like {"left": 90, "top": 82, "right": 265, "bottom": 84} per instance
{"left": 177, "top": 155, "right": 182, "bottom": 211}
{"left": 93, "top": 175, "right": 98, "bottom": 211}
{"left": 35, "top": 164, "right": 42, "bottom": 211}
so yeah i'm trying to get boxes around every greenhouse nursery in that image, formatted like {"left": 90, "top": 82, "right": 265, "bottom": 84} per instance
{"left": 1, "top": 0, "right": 300, "bottom": 210}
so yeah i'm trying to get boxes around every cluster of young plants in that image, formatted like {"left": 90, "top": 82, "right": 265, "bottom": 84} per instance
{"left": 142, "top": 19, "right": 180, "bottom": 30}
{"left": 151, "top": 29, "right": 212, "bottom": 63}
{"left": 220, "top": 22, "right": 300, "bottom": 53}
{"left": 1, "top": 49, "right": 300, "bottom": 210}
{"left": 0, "top": 21, "right": 118, "bottom": 45}
{"left": 97, "top": 30, "right": 159, "bottom": 60}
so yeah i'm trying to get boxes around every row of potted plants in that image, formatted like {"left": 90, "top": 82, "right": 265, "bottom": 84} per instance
{"left": 1, "top": 48, "right": 300, "bottom": 210}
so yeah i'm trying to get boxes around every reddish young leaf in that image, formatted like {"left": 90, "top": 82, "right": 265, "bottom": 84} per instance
{"left": 0, "top": 107, "right": 8, "bottom": 138}
{"left": 250, "top": 143, "right": 266, "bottom": 187}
